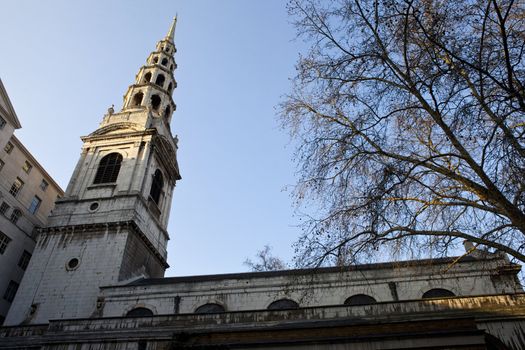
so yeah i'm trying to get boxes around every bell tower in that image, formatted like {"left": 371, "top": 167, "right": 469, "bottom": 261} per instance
{"left": 5, "top": 18, "right": 182, "bottom": 325}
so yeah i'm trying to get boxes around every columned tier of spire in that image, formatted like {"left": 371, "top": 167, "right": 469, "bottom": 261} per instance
{"left": 121, "top": 18, "right": 178, "bottom": 126}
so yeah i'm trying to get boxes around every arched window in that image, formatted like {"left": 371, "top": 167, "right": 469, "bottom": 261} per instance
{"left": 194, "top": 303, "right": 225, "bottom": 314}
{"left": 151, "top": 95, "right": 161, "bottom": 110}
{"left": 132, "top": 92, "right": 144, "bottom": 106}
{"left": 170, "top": 64, "right": 174, "bottom": 70}
{"left": 9, "top": 209, "right": 22, "bottom": 224}
{"left": 126, "top": 307, "right": 154, "bottom": 317}
{"left": 422, "top": 288, "right": 455, "bottom": 299}
{"left": 149, "top": 170, "right": 164, "bottom": 205}
{"left": 153, "top": 56, "right": 158, "bottom": 64}
{"left": 93, "top": 153, "right": 123, "bottom": 184}
{"left": 143, "top": 72, "right": 152, "bottom": 83}
{"left": 344, "top": 294, "right": 377, "bottom": 306}
{"left": 267, "top": 298, "right": 299, "bottom": 310}
{"left": 155, "top": 74, "right": 165, "bottom": 87}
{"left": 167, "top": 83, "right": 173, "bottom": 93}
{"left": 161, "top": 58, "right": 168, "bottom": 66}
{"left": 164, "top": 106, "right": 171, "bottom": 120}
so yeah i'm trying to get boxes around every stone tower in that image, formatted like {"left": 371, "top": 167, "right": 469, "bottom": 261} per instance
{"left": 5, "top": 18, "right": 181, "bottom": 325}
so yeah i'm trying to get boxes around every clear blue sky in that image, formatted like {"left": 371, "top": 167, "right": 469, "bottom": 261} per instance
{"left": 0, "top": 1, "right": 306, "bottom": 276}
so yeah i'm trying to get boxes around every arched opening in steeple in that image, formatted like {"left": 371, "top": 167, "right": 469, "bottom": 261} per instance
{"left": 94, "top": 153, "right": 123, "bottom": 184}
{"left": 164, "top": 105, "right": 171, "bottom": 120}
{"left": 149, "top": 170, "right": 164, "bottom": 206}
{"left": 167, "top": 83, "right": 173, "bottom": 93}
{"left": 151, "top": 95, "right": 161, "bottom": 111}
{"left": 153, "top": 56, "right": 159, "bottom": 64}
{"left": 132, "top": 92, "right": 144, "bottom": 107}
{"left": 161, "top": 58, "right": 168, "bottom": 66}
{"left": 170, "top": 64, "right": 174, "bottom": 70}
{"left": 143, "top": 72, "right": 152, "bottom": 83}
{"left": 155, "top": 74, "right": 165, "bottom": 88}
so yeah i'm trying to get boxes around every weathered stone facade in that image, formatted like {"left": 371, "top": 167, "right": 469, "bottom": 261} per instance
{"left": 0, "top": 80, "right": 63, "bottom": 324}
{"left": 2, "top": 18, "right": 525, "bottom": 350}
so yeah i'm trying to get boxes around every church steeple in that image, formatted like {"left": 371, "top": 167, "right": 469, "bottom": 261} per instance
{"left": 5, "top": 19, "right": 182, "bottom": 325}
{"left": 121, "top": 19, "right": 179, "bottom": 127}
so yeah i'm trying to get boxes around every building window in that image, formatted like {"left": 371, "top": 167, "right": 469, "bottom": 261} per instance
{"left": 149, "top": 170, "right": 164, "bottom": 206}
{"left": 422, "top": 288, "right": 456, "bottom": 299}
{"left": 0, "top": 202, "right": 10, "bottom": 216}
{"left": 267, "top": 298, "right": 299, "bottom": 310}
{"left": 40, "top": 179, "right": 49, "bottom": 191}
{"left": 194, "top": 303, "right": 225, "bottom": 314}
{"left": 28, "top": 196, "right": 42, "bottom": 214}
{"left": 4, "top": 141, "right": 14, "bottom": 154}
{"left": 126, "top": 307, "right": 154, "bottom": 317}
{"left": 9, "top": 209, "right": 21, "bottom": 224}
{"left": 132, "top": 92, "right": 144, "bottom": 106}
{"left": 151, "top": 94, "right": 161, "bottom": 110}
{"left": 18, "top": 250, "right": 32, "bottom": 271}
{"left": 93, "top": 153, "right": 123, "bottom": 184}
{"left": 0, "top": 159, "right": 4, "bottom": 171}
{"left": 9, "top": 178, "right": 24, "bottom": 197}
{"left": 3, "top": 281, "right": 19, "bottom": 302}
{"left": 0, "top": 115, "right": 6, "bottom": 129}
{"left": 22, "top": 160, "right": 32, "bottom": 174}
{"left": 344, "top": 294, "right": 377, "bottom": 306}
{"left": 0, "top": 231, "right": 11, "bottom": 254}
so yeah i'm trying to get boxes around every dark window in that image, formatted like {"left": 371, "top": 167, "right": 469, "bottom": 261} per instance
{"left": 161, "top": 58, "right": 168, "bottom": 66}
{"left": 93, "top": 153, "right": 123, "bottom": 184}
{"left": 0, "top": 116, "right": 6, "bottom": 129}
{"left": 144, "top": 72, "right": 152, "bottom": 83}
{"left": 40, "top": 179, "right": 49, "bottom": 191}
{"left": 4, "top": 141, "right": 13, "bottom": 154}
{"left": 155, "top": 74, "right": 165, "bottom": 88}
{"left": 194, "top": 303, "right": 225, "bottom": 314}
{"left": 28, "top": 196, "right": 42, "bottom": 214}
{"left": 18, "top": 250, "right": 32, "bottom": 270}
{"left": 267, "top": 299, "right": 299, "bottom": 310}
{"left": 164, "top": 106, "right": 171, "bottom": 120}
{"left": 153, "top": 56, "right": 159, "bottom": 64}
{"left": 132, "top": 92, "right": 144, "bottom": 106}
{"left": 151, "top": 95, "right": 161, "bottom": 111}
{"left": 0, "top": 202, "right": 10, "bottom": 216}
{"left": 0, "top": 159, "right": 4, "bottom": 171}
{"left": 9, "top": 178, "right": 24, "bottom": 197}
{"left": 3, "top": 280, "right": 19, "bottom": 302}
{"left": 149, "top": 170, "right": 164, "bottom": 205}
{"left": 0, "top": 231, "right": 11, "bottom": 254}
{"left": 422, "top": 288, "right": 455, "bottom": 299}
{"left": 344, "top": 294, "right": 377, "bottom": 306}
{"left": 167, "top": 83, "right": 173, "bottom": 93}
{"left": 9, "top": 209, "right": 21, "bottom": 224}
{"left": 126, "top": 307, "right": 154, "bottom": 317}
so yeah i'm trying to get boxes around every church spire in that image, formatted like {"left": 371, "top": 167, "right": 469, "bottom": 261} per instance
{"left": 166, "top": 15, "right": 177, "bottom": 42}
{"left": 120, "top": 18, "right": 178, "bottom": 127}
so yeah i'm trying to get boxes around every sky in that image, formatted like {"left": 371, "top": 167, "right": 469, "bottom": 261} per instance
{"left": 0, "top": 1, "right": 307, "bottom": 277}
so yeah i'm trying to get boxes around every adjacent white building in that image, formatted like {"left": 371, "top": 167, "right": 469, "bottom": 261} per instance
{"left": 0, "top": 79, "right": 63, "bottom": 324}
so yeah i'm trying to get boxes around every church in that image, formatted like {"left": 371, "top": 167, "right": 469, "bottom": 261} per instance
{"left": 1, "top": 18, "right": 525, "bottom": 350}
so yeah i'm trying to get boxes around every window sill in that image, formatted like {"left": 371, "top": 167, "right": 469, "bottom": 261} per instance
{"left": 87, "top": 183, "right": 117, "bottom": 190}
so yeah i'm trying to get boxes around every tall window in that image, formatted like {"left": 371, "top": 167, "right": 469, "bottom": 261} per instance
{"left": 9, "top": 209, "right": 21, "bottom": 224}
{"left": 93, "top": 153, "right": 123, "bottom": 184}
{"left": 18, "top": 250, "right": 32, "bottom": 270}
{"left": 0, "top": 115, "right": 6, "bottom": 129}
{"left": 0, "top": 231, "right": 11, "bottom": 254}
{"left": 9, "top": 178, "right": 24, "bottom": 197}
{"left": 28, "top": 196, "right": 42, "bottom": 215}
{"left": 149, "top": 170, "right": 164, "bottom": 205}
{"left": 0, "top": 159, "right": 4, "bottom": 171}
{"left": 22, "top": 160, "right": 32, "bottom": 174}
{"left": 40, "top": 179, "right": 49, "bottom": 191}
{"left": 3, "top": 280, "right": 19, "bottom": 302}
{"left": 0, "top": 202, "right": 10, "bottom": 216}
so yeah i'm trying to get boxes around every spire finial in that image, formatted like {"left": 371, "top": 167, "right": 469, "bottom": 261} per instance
{"left": 166, "top": 15, "right": 177, "bottom": 42}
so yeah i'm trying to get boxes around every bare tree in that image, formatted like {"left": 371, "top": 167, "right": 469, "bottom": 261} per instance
{"left": 244, "top": 245, "right": 288, "bottom": 272}
{"left": 282, "top": 0, "right": 525, "bottom": 267}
